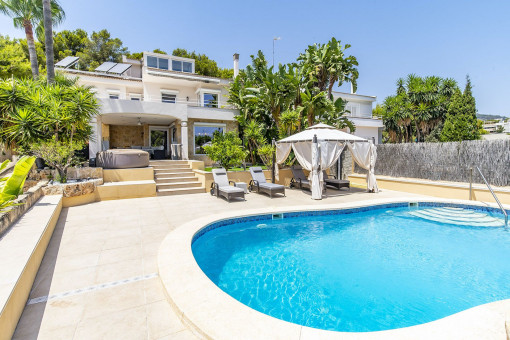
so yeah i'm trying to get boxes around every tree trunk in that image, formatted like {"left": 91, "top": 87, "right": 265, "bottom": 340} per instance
{"left": 43, "top": 0, "right": 55, "bottom": 83}
{"left": 415, "top": 121, "right": 421, "bottom": 143}
{"left": 23, "top": 21, "right": 39, "bottom": 78}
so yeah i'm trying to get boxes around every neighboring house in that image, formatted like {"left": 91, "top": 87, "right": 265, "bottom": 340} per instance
{"left": 483, "top": 119, "right": 510, "bottom": 134}
{"left": 58, "top": 52, "right": 382, "bottom": 164}
{"left": 332, "top": 91, "right": 383, "bottom": 144}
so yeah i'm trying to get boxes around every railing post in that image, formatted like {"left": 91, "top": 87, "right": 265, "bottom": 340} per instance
{"left": 469, "top": 167, "right": 473, "bottom": 200}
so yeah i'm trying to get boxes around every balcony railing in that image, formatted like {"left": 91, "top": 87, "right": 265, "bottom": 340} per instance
{"left": 97, "top": 94, "right": 233, "bottom": 109}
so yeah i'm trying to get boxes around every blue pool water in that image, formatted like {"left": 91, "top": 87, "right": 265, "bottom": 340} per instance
{"left": 191, "top": 205, "right": 510, "bottom": 332}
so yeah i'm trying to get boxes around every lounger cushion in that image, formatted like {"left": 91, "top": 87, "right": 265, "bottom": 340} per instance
{"left": 218, "top": 186, "right": 244, "bottom": 193}
{"left": 259, "top": 182, "right": 284, "bottom": 190}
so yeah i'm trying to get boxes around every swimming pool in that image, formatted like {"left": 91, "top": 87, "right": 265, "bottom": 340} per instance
{"left": 192, "top": 203, "right": 509, "bottom": 332}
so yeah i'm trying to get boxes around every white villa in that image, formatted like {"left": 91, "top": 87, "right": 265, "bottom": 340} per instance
{"left": 58, "top": 52, "right": 382, "bottom": 163}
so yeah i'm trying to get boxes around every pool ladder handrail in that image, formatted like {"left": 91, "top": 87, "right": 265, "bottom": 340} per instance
{"left": 475, "top": 167, "right": 508, "bottom": 227}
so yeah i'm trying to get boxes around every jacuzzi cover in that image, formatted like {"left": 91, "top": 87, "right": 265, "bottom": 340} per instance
{"left": 96, "top": 149, "right": 150, "bottom": 169}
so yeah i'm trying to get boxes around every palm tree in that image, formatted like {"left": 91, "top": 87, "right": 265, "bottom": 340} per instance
{"left": 0, "top": 0, "right": 65, "bottom": 79}
{"left": 42, "top": 0, "right": 59, "bottom": 83}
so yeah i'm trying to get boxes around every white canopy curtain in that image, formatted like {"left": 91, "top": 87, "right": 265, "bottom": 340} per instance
{"left": 275, "top": 123, "right": 379, "bottom": 199}
{"left": 348, "top": 142, "right": 379, "bottom": 193}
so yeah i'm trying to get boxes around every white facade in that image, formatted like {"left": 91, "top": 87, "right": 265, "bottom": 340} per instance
{"left": 60, "top": 52, "right": 237, "bottom": 162}
{"left": 332, "top": 91, "right": 383, "bottom": 144}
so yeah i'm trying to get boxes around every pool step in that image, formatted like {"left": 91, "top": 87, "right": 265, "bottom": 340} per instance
{"left": 409, "top": 208, "right": 505, "bottom": 227}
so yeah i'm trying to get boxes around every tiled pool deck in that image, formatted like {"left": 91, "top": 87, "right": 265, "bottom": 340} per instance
{"left": 13, "top": 188, "right": 440, "bottom": 339}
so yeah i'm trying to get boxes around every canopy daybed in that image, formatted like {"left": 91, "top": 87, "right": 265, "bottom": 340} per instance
{"left": 275, "top": 123, "right": 379, "bottom": 200}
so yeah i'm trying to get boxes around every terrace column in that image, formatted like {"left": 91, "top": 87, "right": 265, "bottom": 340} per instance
{"left": 181, "top": 121, "right": 189, "bottom": 160}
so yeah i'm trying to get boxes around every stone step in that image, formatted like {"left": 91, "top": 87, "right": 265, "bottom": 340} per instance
{"left": 154, "top": 169, "right": 194, "bottom": 174}
{"left": 155, "top": 172, "right": 195, "bottom": 179}
{"left": 155, "top": 176, "right": 199, "bottom": 184}
{"left": 149, "top": 160, "right": 188, "bottom": 165}
{"left": 157, "top": 187, "right": 206, "bottom": 196}
{"left": 156, "top": 181, "right": 202, "bottom": 190}
{"left": 151, "top": 165, "right": 191, "bottom": 170}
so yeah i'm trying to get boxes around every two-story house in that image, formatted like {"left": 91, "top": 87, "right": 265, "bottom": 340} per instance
{"left": 58, "top": 51, "right": 382, "bottom": 164}
{"left": 59, "top": 52, "right": 238, "bottom": 164}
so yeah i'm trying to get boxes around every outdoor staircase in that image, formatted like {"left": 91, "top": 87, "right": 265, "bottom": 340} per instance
{"left": 150, "top": 160, "right": 206, "bottom": 196}
{"left": 409, "top": 207, "right": 506, "bottom": 227}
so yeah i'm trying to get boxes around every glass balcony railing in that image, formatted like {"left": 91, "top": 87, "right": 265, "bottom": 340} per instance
{"left": 98, "top": 95, "right": 232, "bottom": 109}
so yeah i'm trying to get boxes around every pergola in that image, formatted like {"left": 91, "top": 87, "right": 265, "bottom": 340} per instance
{"left": 275, "top": 123, "right": 379, "bottom": 199}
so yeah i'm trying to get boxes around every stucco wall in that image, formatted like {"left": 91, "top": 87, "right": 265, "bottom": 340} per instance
{"left": 109, "top": 125, "right": 144, "bottom": 148}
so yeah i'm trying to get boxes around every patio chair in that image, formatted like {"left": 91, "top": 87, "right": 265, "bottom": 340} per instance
{"left": 290, "top": 165, "right": 311, "bottom": 190}
{"left": 210, "top": 168, "right": 245, "bottom": 202}
{"left": 249, "top": 167, "right": 285, "bottom": 198}
{"left": 322, "top": 170, "right": 350, "bottom": 190}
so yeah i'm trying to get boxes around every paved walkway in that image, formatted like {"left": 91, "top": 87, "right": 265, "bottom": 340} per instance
{"left": 13, "top": 187, "right": 428, "bottom": 339}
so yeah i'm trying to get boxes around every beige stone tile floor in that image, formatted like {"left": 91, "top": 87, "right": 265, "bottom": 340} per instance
{"left": 12, "top": 187, "right": 428, "bottom": 340}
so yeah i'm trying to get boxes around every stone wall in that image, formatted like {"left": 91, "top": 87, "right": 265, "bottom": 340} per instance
{"left": 109, "top": 125, "right": 144, "bottom": 148}
{"left": 0, "top": 181, "right": 47, "bottom": 237}
{"left": 356, "top": 140, "right": 510, "bottom": 187}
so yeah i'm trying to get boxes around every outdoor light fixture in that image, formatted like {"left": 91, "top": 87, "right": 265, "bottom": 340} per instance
{"left": 137, "top": 117, "right": 142, "bottom": 126}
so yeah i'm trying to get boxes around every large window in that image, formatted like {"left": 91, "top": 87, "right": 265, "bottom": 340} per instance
{"left": 194, "top": 124, "right": 225, "bottom": 155}
{"left": 148, "top": 55, "right": 193, "bottom": 73}
{"left": 147, "top": 56, "right": 169, "bottom": 70}
{"left": 203, "top": 93, "right": 218, "bottom": 108}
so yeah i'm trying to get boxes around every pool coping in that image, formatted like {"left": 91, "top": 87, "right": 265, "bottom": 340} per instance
{"left": 158, "top": 197, "right": 510, "bottom": 340}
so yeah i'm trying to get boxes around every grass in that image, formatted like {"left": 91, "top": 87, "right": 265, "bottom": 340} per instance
{"left": 204, "top": 165, "right": 268, "bottom": 172}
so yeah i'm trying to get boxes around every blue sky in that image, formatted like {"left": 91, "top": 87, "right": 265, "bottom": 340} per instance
{"left": 1, "top": 0, "right": 509, "bottom": 116}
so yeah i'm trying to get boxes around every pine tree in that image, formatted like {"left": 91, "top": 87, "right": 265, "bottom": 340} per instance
{"left": 440, "top": 76, "right": 480, "bottom": 141}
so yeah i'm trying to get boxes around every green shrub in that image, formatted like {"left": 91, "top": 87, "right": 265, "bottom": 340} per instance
{"left": 203, "top": 131, "right": 247, "bottom": 171}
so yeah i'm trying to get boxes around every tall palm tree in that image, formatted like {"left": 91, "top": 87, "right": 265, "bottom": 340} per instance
{"left": 42, "top": 0, "right": 57, "bottom": 83}
{"left": 0, "top": 0, "right": 65, "bottom": 79}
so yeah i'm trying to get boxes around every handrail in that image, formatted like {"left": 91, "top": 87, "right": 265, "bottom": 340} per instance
{"left": 475, "top": 167, "right": 508, "bottom": 227}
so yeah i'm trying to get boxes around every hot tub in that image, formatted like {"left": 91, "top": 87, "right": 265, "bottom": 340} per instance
{"left": 96, "top": 149, "right": 150, "bottom": 169}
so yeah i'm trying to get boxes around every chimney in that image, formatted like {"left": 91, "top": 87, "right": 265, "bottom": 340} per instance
{"left": 233, "top": 53, "right": 239, "bottom": 78}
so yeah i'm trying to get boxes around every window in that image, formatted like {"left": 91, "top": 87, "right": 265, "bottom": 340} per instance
{"left": 147, "top": 56, "right": 169, "bottom": 70}
{"left": 194, "top": 124, "right": 225, "bottom": 155}
{"left": 159, "top": 58, "right": 168, "bottom": 70}
{"left": 147, "top": 56, "right": 158, "bottom": 68}
{"left": 203, "top": 93, "right": 218, "bottom": 108}
{"left": 109, "top": 94, "right": 119, "bottom": 100}
{"left": 172, "top": 60, "right": 182, "bottom": 72}
{"left": 129, "top": 93, "right": 142, "bottom": 101}
{"left": 161, "top": 93, "right": 176, "bottom": 103}
{"left": 346, "top": 103, "right": 360, "bottom": 117}
{"left": 183, "top": 62, "right": 192, "bottom": 73}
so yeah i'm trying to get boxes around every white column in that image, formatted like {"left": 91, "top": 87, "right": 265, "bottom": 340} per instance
{"left": 89, "top": 117, "right": 101, "bottom": 159}
{"left": 181, "top": 121, "right": 189, "bottom": 160}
